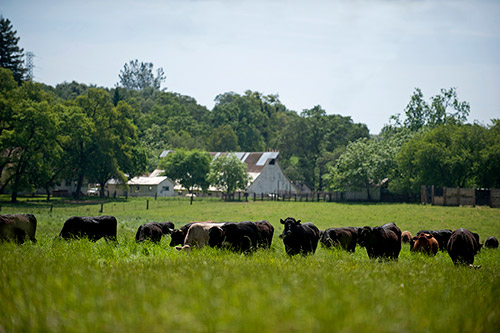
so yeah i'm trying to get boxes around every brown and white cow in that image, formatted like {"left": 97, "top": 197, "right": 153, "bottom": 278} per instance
{"left": 176, "top": 222, "right": 224, "bottom": 251}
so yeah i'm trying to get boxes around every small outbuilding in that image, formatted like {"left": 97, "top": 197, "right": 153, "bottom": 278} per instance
{"left": 127, "top": 176, "right": 175, "bottom": 197}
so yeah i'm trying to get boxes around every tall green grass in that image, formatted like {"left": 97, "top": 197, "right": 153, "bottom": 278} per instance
{"left": 1, "top": 199, "right": 499, "bottom": 332}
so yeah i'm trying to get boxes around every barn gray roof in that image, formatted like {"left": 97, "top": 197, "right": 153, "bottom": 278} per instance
{"left": 209, "top": 152, "right": 279, "bottom": 173}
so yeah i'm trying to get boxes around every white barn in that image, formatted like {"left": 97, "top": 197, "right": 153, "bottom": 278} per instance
{"left": 210, "top": 152, "right": 299, "bottom": 195}
{"left": 159, "top": 151, "right": 299, "bottom": 195}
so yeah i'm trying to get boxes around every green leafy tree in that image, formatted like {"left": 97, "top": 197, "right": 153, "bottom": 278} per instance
{"left": 278, "top": 106, "right": 369, "bottom": 191}
{"left": 327, "top": 138, "right": 394, "bottom": 201}
{"left": 478, "top": 119, "right": 500, "bottom": 188}
{"left": 207, "top": 124, "right": 240, "bottom": 152}
{"left": 0, "top": 16, "right": 26, "bottom": 84}
{"left": 0, "top": 80, "right": 59, "bottom": 202}
{"left": 118, "top": 59, "right": 166, "bottom": 90}
{"left": 208, "top": 154, "right": 249, "bottom": 198}
{"left": 61, "top": 89, "right": 145, "bottom": 198}
{"left": 395, "top": 123, "right": 488, "bottom": 194}
{"left": 53, "top": 81, "right": 90, "bottom": 100}
{"left": 159, "top": 149, "right": 211, "bottom": 197}
{"left": 384, "top": 87, "right": 470, "bottom": 134}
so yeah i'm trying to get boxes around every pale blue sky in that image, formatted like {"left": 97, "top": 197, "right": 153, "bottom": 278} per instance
{"left": 2, "top": 0, "right": 499, "bottom": 133}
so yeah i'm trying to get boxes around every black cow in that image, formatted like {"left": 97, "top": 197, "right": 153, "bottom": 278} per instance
{"left": 0, "top": 214, "right": 37, "bottom": 244}
{"left": 58, "top": 216, "right": 117, "bottom": 241}
{"left": 254, "top": 220, "right": 274, "bottom": 248}
{"left": 358, "top": 222, "right": 402, "bottom": 260}
{"left": 416, "top": 229, "right": 452, "bottom": 251}
{"left": 485, "top": 236, "right": 499, "bottom": 249}
{"left": 208, "top": 221, "right": 259, "bottom": 252}
{"left": 279, "top": 217, "right": 320, "bottom": 256}
{"left": 320, "top": 227, "right": 358, "bottom": 252}
{"left": 136, "top": 221, "right": 174, "bottom": 243}
{"left": 447, "top": 228, "right": 481, "bottom": 265}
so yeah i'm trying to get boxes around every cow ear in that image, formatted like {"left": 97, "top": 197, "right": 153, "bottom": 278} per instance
{"left": 413, "top": 236, "right": 418, "bottom": 241}
{"left": 296, "top": 220, "right": 301, "bottom": 224}
{"left": 280, "top": 219, "right": 285, "bottom": 224}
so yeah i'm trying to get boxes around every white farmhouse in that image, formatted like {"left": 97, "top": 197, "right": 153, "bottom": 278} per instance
{"left": 127, "top": 176, "right": 175, "bottom": 197}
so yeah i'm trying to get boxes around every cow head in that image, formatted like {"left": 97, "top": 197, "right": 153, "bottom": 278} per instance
{"left": 357, "top": 226, "right": 373, "bottom": 247}
{"left": 158, "top": 222, "right": 175, "bottom": 235}
{"left": 412, "top": 233, "right": 435, "bottom": 252}
{"left": 169, "top": 229, "right": 185, "bottom": 247}
{"left": 208, "top": 226, "right": 225, "bottom": 248}
{"left": 279, "top": 217, "right": 301, "bottom": 239}
{"left": 413, "top": 233, "right": 433, "bottom": 242}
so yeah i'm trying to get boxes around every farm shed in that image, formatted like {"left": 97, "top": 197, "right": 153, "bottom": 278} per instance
{"left": 127, "top": 176, "right": 175, "bottom": 198}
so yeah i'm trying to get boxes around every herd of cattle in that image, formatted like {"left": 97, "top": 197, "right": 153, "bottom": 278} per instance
{"left": 1, "top": 213, "right": 498, "bottom": 266}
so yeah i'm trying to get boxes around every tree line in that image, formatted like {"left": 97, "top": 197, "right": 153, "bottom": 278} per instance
{"left": 1, "top": 16, "right": 499, "bottom": 202}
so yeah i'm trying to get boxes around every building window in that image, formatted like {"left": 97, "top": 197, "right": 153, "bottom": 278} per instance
{"left": 162, "top": 186, "right": 169, "bottom": 191}
{"left": 136, "top": 186, "right": 140, "bottom": 191}
{"left": 269, "top": 159, "right": 275, "bottom": 165}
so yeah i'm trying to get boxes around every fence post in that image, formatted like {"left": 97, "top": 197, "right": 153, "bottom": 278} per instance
{"left": 100, "top": 203, "right": 103, "bottom": 213}
{"left": 50, "top": 204, "right": 53, "bottom": 213}
{"left": 254, "top": 193, "right": 256, "bottom": 202}
{"left": 473, "top": 187, "right": 476, "bottom": 207}
{"left": 457, "top": 187, "right": 461, "bottom": 206}
{"left": 147, "top": 199, "right": 149, "bottom": 210}
{"left": 431, "top": 185, "right": 435, "bottom": 205}
{"left": 306, "top": 194, "right": 308, "bottom": 202}
{"left": 261, "top": 193, "right": 264, "bottom": 201}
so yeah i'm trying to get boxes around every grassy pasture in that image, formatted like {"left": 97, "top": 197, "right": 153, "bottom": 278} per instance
{"left": 1, "top": 198, "right": 499, "bottom": 332}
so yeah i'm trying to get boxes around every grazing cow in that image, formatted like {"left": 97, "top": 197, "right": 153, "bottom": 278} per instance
{"left": 416, "top": 229, "right": 452, "bottom": 251}
{"left": 136, "top": 221, "right": 174, "bottom": 243}
{"left": 412, "top": 233, "right": 439, "bottom": 256}
{"left": 0, "top": 214, "right": 37, "bottom": 244}
{"left": 320, "top": 227, "right": 358, "bottom": 252}
{"left": 279, "top": 217, "right": 320, "bottom": 256}
{"left": 485, "top": 236, "right": 499, "bottom": 249}
{"left": 209, "top": 221, "right": 259, "bottom": 253}
{"left": 58, "top": 216, "right": 117, "bottom": 241}
{"left": 177, "top": 222, "right": 224, "bottom": 251}
{"left": 358, "top": 222, "right": 402, "bottom": 260}
{"left": 169, "top": 221, "right": 214, "bottom": 247}
{"left": 254, "top": 220, "right": 274, "bottom": 248}
{"left": 402, "top": 231, "right": 412, "bottom": 244}
{"left": 446, "top": 228, "right": 481, "bottom": 265}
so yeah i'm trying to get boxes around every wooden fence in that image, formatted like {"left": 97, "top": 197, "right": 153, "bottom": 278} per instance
{"left": 421, "top": 186, "right": 500, "bottom": 208}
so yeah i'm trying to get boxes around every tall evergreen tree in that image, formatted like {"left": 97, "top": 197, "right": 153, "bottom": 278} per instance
{"left": 0, "top": 16, "right": 26, "bottom": 84}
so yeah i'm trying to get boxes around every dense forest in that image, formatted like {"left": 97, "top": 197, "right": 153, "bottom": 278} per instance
{"left": 1, "top": 16, "right": 499, "bottom": 202}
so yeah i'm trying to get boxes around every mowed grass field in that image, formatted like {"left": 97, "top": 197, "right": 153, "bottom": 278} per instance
{"left": 1, "top": 198, "right": 500, "bottom": 332}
